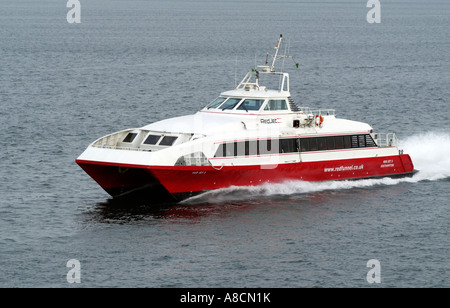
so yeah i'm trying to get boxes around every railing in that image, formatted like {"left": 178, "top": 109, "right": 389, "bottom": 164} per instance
{"left": 373, "top": 133, "right": 398, "bottom": 148}
{"left": 300, "top": 107, "right": 336, "bottom": 116}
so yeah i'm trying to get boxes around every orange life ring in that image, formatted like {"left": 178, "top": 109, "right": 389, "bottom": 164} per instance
{"left": 315, "top": 115, "right": 324, "bottom": 127}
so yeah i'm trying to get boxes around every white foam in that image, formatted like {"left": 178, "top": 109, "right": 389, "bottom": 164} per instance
{"left": 183, "top": 132, "right": 450, "bottom": 204}
{"left": 401, "top": 131, "right": 450, "bottom": 181}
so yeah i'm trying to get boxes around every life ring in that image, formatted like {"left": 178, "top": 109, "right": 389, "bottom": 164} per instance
{"left": 315, "top": 115, "right": 324, "bottom": 127}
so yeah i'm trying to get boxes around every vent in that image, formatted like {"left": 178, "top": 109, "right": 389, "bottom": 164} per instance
{"left": 287, "top": 96, "right": 301, "bottom": 112}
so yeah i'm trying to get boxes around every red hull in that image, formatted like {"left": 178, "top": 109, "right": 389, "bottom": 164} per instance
{"left": 76, "top": 154, "right": 415, "bottom": 201}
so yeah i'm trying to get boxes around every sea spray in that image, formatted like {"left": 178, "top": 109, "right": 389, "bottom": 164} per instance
{"left": 400, "top": 131, "right": 450, "bottom": 181}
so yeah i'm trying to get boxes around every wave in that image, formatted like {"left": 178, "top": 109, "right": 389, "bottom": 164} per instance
{"left": 183, "top": 132, "right": 450, "bottom": 204}
{"left": 401, "top": 131, "right": 450, "bottom": 181}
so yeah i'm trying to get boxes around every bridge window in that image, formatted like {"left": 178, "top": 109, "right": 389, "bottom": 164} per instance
{"left": 237, "top": 99, "right": 265, "bottom": 111}
{"left": 220, "top": 98, "right": 242, "bottom": 110}
{"left": 264, "top": 100, "right": 288, "bottom": 111}
{"left": 206, "top": 97, "right": 227, "bottom": 109}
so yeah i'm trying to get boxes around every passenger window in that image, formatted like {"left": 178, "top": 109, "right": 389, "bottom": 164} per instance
{"left": 309, "top": 138, "right": 318, "bottom": 151}
{"left": 334, "top": 136, "right": 344, "bottom": 149}
{"left": 259, "top": 139, "right": 277, "bottom": 154}
{"left": 279, "top": 139, "right": 299, "bottom": 153}
{"left": 327, "top": 137, "right": 335, "bottom": 150}
{"left": 365, "top": 134, "right": 377, "bottom": 147}
{"left": 214, "top": 144, "right": 225, "bottom": 157}
{"left": 300, "top": 138, "right": 309, "bottom": 152}
{"left": 358, "top": 135, "right": 366, "bottom": 147}
{"left": 123, "top": 133, "right": 137, "bottom": 143}
{"left": 344, "top": 136, "right": 352, "bottom": 148}
{"left": 318, "top": 137, "right": 327, "bottom": 151}
{"left": 235, "top": 141, "right": 247, "bottom": 156}
{"left": 143, "top": 134, "right": 161, "bottom": 145}
{"left": 159, "top": 136, "right": 178, "bottom": 146}
{"left": 225, "top": 142, "right": 235, "bottom": 157}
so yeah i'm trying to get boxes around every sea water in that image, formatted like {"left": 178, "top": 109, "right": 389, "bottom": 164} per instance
{"left": 0, "top": 0, "right": 449, "bottom": 287}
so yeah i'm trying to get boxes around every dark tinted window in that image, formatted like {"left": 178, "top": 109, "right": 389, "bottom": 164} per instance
{"left": 159, "top": 136, "right": 178, "bottom": 146}
{"left": 300, "top": 138, "right": 309, "bottom": 152}
{"left": 143, "top": 134, "right": 161, "bottom": 145}
{"left": 123, "top": 133, "right": 137, "bottom": 143}
{"left": 318, "top": 137, "right": 327, "bottom": 151}
{"left": 280, "top": 138, "right": 299, "bottom": 153}
{"left": 335, "top": 136, "right": 344, "bottom": 149}
{"left": 299, "top": 135, "right": 378, "bottom": 152}
{"left": 309, "top": 138, "right": 318, "bottom": 151}
{"left": 327, "top": 137, "right": 335, "bottom": 150}
{"left": 344, "top": 136, "right": 351, "bottom": 148}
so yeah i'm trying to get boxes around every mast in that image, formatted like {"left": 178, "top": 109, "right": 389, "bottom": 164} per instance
{"left": 271, "top": 34, "right": 283, "bottom": 71}
{"left": 235, "top": 34, "right": 297, "bottom": 93}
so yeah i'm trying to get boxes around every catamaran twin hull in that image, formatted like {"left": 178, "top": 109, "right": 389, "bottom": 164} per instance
{"left": 76, "top": 35, "right": 416, "bottom": 202}
{"left": 76, "top": 153, "right": 415, "bottom": 202}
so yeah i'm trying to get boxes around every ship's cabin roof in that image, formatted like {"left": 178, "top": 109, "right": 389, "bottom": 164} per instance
{"left": 201, "top": 89, "right": 301, "bottom": 114}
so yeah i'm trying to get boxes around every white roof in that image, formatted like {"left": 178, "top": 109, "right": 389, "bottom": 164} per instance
{"left": 141, "top": 112, "right": 253, "bottom": 135}
{"left": 220, "top": 89, "right": 290, "bottom": 99}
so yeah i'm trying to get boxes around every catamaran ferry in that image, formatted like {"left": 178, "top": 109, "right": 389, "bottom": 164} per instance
{"left": 76, "top": 35, "right": 416, "bottom": 201}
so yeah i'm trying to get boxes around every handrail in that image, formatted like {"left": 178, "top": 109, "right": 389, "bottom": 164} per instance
{"left": 373, "top": 133, "right": 398, "bottom": 148}
{"left": 300, "top": 107, "right": 336, "bottom": 116}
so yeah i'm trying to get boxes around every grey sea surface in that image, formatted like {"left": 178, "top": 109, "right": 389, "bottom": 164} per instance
{"left": 0, "top": 0, "right": 449, "bottom": 287}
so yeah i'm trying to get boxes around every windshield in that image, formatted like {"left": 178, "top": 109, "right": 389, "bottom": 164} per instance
{"left": 206, "top": 97, "right": 227, "bottom": 109}
{"left": 220, "top": 98, "right": 242, "bottom": 110}
{"left": 237, "top": 99, "right": 265, "bottom": 111}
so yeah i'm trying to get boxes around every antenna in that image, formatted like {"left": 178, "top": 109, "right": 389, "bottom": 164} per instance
{"left": 235, "top": 35, "right": 299, "bottom": 92}
{"left": 234, "top": 55, "right": 238, "bottom": 87}
{"left": 271, "top": 34, "right": 283, "bottom": 70}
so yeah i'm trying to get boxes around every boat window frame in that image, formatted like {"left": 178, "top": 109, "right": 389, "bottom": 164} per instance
{"left": 263, "top": 99, "right": 289, "bottom": 111}
{"left": 300, "top": 134, "right": 378, "bottom": 152}
{"left": 236, "top": 99, "right": 266, "bottom": 111}
{"left": 143, "top": 134, "right": 162, "bottom": 145}
{"left": 206, "top": 96, "right": 227, "bottom": 109}
{"left": 159, "top": 135, "right": 178, "bottom": 146}
{"left": 122, "top": 132, "right": 138, "bottom": 143}
{"left": 219, "top": 98, "right": 244, "bottom": 111}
